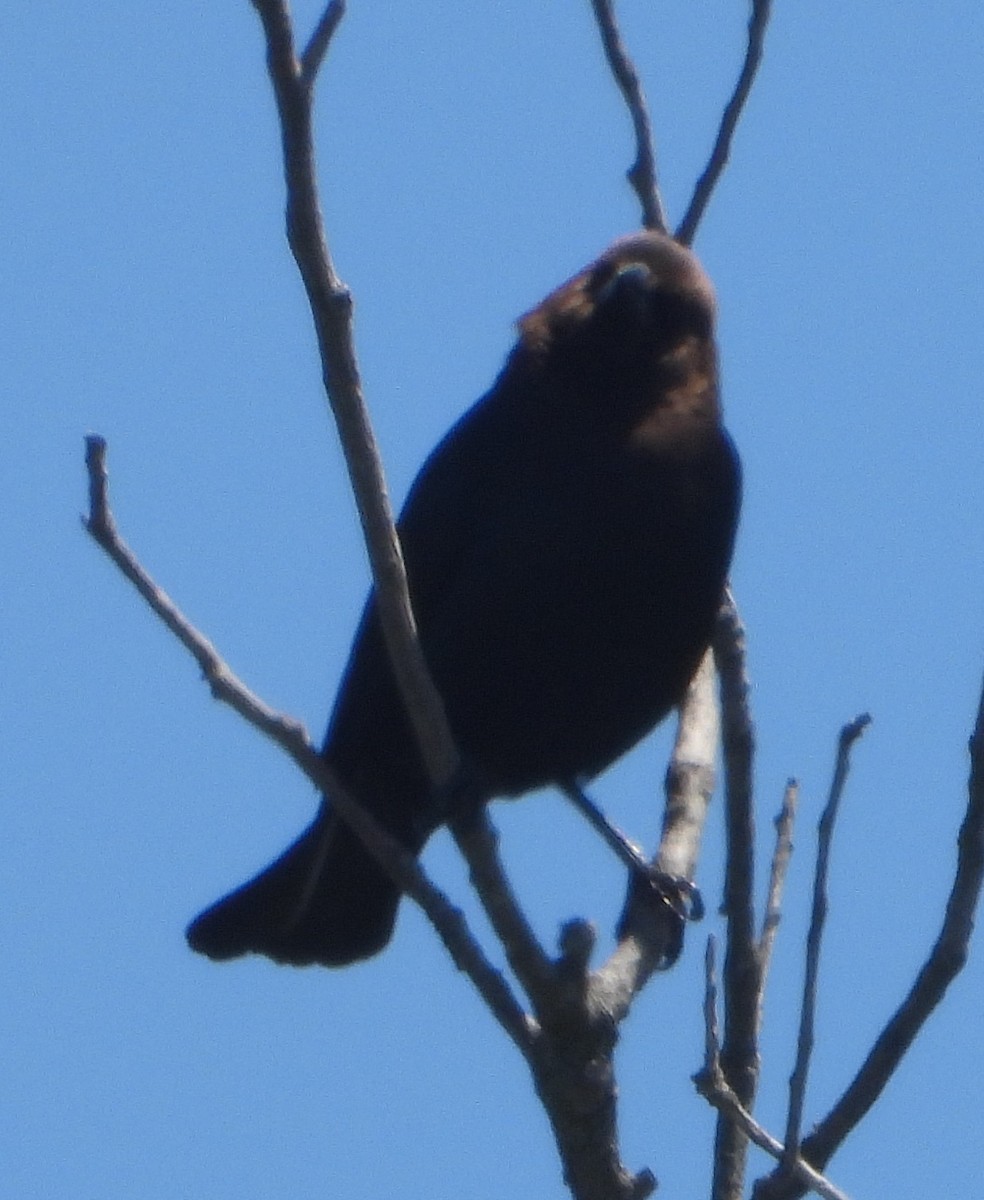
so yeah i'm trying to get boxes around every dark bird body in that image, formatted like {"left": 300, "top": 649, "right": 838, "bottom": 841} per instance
{"left": 187, "top": 231, "right": 741, "bottom": 967}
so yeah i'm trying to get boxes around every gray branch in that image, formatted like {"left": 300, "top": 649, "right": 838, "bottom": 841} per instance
{"left": 752, "top": 675, "right": 984, "bottom": 1199}
{"left": 588, "top": 0, "right": 667, "bottom": 233}
{"left": 677, "top": 0, "right": 773, "bottom": 245}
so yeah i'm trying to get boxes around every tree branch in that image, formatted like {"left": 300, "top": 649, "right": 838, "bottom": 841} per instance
{"left": 450, "top": 810, "right": 558, "bottom": 1010}
{"left": 300, "top": 0, "right": 345, "bottom": 86}
{"left": 588, "top": 0, "right": 667, "bottom": 233}
{"left": 83, "top": 434, "right": 535, "bottom": 1055}
{"left": 676, "top": 0, "right": 773, "bottom": 246}
{"left": 759, "top": 780, "right": 798, "bottom": 975}
{"left": 782, "top": 717, "right": 870, "bottom": 1169}
{"left": 752, "top": 676, "right": 984, "bottom": 1200}
{"left": 593, "top": 648, "right": 718, "bottom": 1018}
{"left": 250, "top": 0, "right": 457, "bottom": 788}
{"left": 247, "top": 0, "right": 586, "bottom": 1048}
{"left": 696, "top": 938, "right": 852, "bottom": 1200}
{"left": 710, "top": 590, "right": 762, "bottom": 1199}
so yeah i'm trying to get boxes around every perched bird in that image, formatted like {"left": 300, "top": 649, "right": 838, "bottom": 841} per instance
{"left": 187, "top": 231, "right": 741, "bottom": 967}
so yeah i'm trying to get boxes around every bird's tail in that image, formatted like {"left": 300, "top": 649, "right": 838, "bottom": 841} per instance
{"left": 186, "top": 807, "right": 404, "bottom": 967}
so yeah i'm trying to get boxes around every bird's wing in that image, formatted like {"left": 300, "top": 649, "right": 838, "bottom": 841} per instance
{"left": 393, "top": 361, "right": 533, "bottom": 625}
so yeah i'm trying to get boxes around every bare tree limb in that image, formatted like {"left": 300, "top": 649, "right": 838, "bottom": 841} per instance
{"left": 250, "top": 0, "right": 457, "bottom": 788}
{"left": 696, "top": 938, "right": 852, "bottom": 1200}
{"left": 83, "top": 435, "right": 535, "bottom": 1053}
{"left": 753, "top": 675, "right": 984, "bottom": 1200}
{"left": 659, "top": 649, "right": 720, "bottom": 881}
{"left": 300, "top": 0, "right": 345, "bottom": 86}
{"left": 676, "top": 0, "right": 773, "bottom": 246}
{"left": 782, "top": 716, "right": 870, "bottom": 1170}
{"left": 506, "top": 649, "right": 720, "bottom": 1200}
{"left": 247, "top": 0, "right": 591, "bottom": 1042}
{"left": 759, "top": 780, "right": 798, "bottom": 973}
{"left": 593, "top": 649, "right": 718, "bottom": 1018}
{"left": 710, "top": 590, "right": 762, "bottom": 1199}
{"left": 514, "top": 653, "right": 721, "bottom": 1200}
{"left": 83, "top": 437, "right": 312, "bottom": 752}
{"left": 588, "top": 0, "right": 668, "bottom": 233}
{"left": 450, "top": 811, "right": 558, "bottom": 1009}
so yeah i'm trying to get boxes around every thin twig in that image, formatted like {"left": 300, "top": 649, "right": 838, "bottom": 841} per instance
{"left": 300, "top": 0, "right": 346, "bottom": 86}
{"left": 250, "top": 0, "right": 458, "bottom": 788}
{"left": 696, "top": 937, "right": 851, "bottom": 1200}
{"left": 702, "top": 934, "right": 722, "bottom": 1069}
{"left": 676, "top": 0, "right": 773, "bottom": 246}
{"left": 711, "top": 590, "right": 762, "bottom": 1200}
{"left": 763, "top": 782, "right": 801, "bottom": 960}
{"left": 753, "top": 676, "right": 984, "bottom": 1200}
{"left": 83, "top": 438, "right": 312, "bottom": 751}
{"left": 760, "top": 780, "right": 798, "bottom": 974}
{"left": 83, "top": 435, "right": 535, "bottom": 1054}
{"left": 588, "top": 0, "right": 667, "bottom": 233}
{"left": 782, "top": 716, "right": 871, "bottom": 1170}
{"left": 697, "top": 1077, "right": 852, "bottom": 1200}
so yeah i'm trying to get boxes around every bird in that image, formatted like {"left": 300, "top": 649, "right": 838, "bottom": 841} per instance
{"left": 186, "top": 230, "right": 741, "bottom": 968}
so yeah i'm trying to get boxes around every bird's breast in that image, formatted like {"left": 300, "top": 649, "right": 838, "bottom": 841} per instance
{"left": 419, "top": 426, "right": 737, "bottom": 794}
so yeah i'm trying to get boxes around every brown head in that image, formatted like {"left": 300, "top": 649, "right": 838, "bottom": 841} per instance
{"left": 515, "top": 231, "right": 719, "bottom": 431}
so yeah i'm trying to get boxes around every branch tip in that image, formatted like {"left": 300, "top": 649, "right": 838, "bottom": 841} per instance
{"left": 677, "top": 0, "right": 773, "bottom": 245}
{"left": 300, "top": 0, "right": 346, "bottom": 86}
{"left": 588, "top": 0, "right": 667, "bottom": 232}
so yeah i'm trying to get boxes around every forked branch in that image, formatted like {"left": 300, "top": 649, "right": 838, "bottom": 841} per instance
{"left": 753, "top": 676, "right": 984, "bottom": 1200}
{"left": 83, "top": 434, "right": 535, "bottom": 1053}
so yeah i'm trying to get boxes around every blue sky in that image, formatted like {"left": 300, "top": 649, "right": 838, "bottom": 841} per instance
{"left": 4, "top": 2, "right": 983, "bottom": 1197}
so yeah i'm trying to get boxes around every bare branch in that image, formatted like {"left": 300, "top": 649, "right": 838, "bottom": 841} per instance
{"left": 658, "top": 648, "right": 719, "bottom": 881}
{"left": 531, "top": 652, "right": 721, "bottom": 1199}
{"left": 696, "top": 939, "right": 852, "bottom": 1200}
{"left": 593, "top": 649, "right": 718, "bottom": 1018}
{"left": 783, "top": 716, "right": 870, "bottom": 1169}
{"left": 676, "top": 0, "right": 773, "bottom": 246}
{"left": 702, "top": 934, "right": 722, "bottom": 1071}
{"left": 697, "top": 1077, "right": 852, "bottom": 1200}
{"left": 300, "top": 0, "right": 346, "bottom": 87}
{"left": 250, "top": 0, "right": 457, "bottom": 787}
{"left": 83, "top": 435, "right": 534, "bottom": 1054}
{"left": 450, "top": 812, "right": 558, "bottom": 1010}
{"left": 754, "top": 676, "right": 984, "bottom": 1200}
{"left": 711, "top": 591, "right": 762, "bottom": 1199}
{"left": 84, "top": 437, "right": 312, "bottom": 751}
{"left": 249, "top": 0, "right": 576, "bottom": 1056}
{"left": 588, "top": 0, "right": 668, "bottom": 233}
{"left": 759, "top": 780, "right": 798, "bottom": 977}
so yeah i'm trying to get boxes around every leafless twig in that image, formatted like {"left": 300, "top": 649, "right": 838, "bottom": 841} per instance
{"left": 677, "top": 0, "right": 773, "bottom": 245}
{"left": 450, "top": 812, "right": 558, "bottom": 1008}
{"left": 754, "top": 678, "right": 984, "bottom": 1200}
{"left": 782, "top": 716, "right": 871, "bottom": 1169}
{"left": 300, "top": 0, "right": 345, "bottom": 86}
{"left": 83, "top": 435, "right": 534, "bottom": 1052}
{"left": 759, "top": 780, "right": 798, "bottom": 979}
{"left": 696, "top": 939, "right": 852, "bottom": 1200}
{"left": 250, "top": 0, "right": 457, "bottom": 788}
{"left": 588, "top": 0, "right": 667, "bottom": 233}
